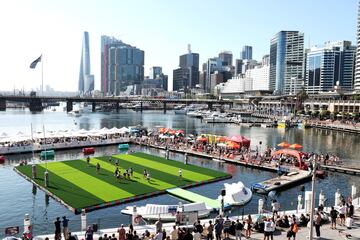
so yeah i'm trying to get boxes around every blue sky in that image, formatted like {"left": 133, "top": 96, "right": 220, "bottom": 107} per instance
{"left": 0, "top": 0, "right": 357, "bottom": 91}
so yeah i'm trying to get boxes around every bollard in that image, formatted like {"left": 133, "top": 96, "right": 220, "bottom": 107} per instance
{"left": 31, "top": 164, "right": 36, "bottom": 179}
{"left": 24, "top": 214, "right": 31, "bottom": 233}
{"left": 44, "top": 171, "right": 49, "bottom": 187}
{"left": 304, "top": 191, "right": 312, "bottom": 213}
{"left": 258, "top": 199, "right": 264, "bottom": 214}
{"left": 335, "top": 189, "right": 341, "bottom": 206}
{"left": 81, "top": 209, "right": 87, "bottom": 231}
{"left": 297, "top": 195, "right": 303, "bottom": 212}
{"left": 319, "top": 190, "right": 325, "bottom": 206}
{"left": 351, "top": 185, "right": 357, "bottom": 203}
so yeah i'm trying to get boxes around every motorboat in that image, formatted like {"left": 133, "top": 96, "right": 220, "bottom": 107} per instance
{"left": 217, "top": 181, "right": 252, "bottom": 206}
{"left": 68, "top": 110, "right": 82, "bottom": 117}
{"left": 187, "top": 111, "right": 203, "bottom": 118}
{"left": 121, "top": 202, "right": 211, "bottom": 221}
{"left": 203, "top": 113, "right": 232, "bottom": 123}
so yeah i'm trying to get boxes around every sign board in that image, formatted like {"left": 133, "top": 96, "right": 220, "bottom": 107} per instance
{"left": 179, "top": 211, "right": 198, "bottom": 225}
{"left": 5, "top": 226, "right": 19, "bottom": 235}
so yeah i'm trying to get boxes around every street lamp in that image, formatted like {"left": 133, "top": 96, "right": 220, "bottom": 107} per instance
{"left": 308, "top": 156, "right": 316, "bottom": 240}
{"left": 220, "top": 188, "right": 226, "bottom": 216}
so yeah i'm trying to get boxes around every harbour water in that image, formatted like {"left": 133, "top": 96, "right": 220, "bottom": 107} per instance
{"left": 0, "top": 109, "right": 360, "bottom": 236}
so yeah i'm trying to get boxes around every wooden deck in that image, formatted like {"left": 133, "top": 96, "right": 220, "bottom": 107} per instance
{"left": 252, "top": 170, "right": 312, "bottom": 193}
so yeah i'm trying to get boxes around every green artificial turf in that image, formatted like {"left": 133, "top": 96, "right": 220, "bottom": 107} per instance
{"left": 15, "top": 152, "right": 229, "bottom": 210}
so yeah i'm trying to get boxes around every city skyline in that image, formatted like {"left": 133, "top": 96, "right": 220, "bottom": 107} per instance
{"left": 0, "top": 0, "right": 357, "bottom": 92}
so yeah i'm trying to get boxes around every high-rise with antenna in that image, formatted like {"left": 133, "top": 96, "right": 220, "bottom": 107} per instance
{"left": 354, "top": 0, "right": 360, "bottom": 91}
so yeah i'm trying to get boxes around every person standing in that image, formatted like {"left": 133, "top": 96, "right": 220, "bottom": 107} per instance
{"left": 155, "top": 218, "right": 163, "bottom": 233}
{"left": 244, "top": 215, "right": 252, "bottom": 239}
{"left": 207, "top": 220, "right": 214, "bottom": 240}
{"left": 339, "top": 203, "right": 346, "bottom": 226}
{"left": 330, "top": 206, "right": 338, "bottom": 229}
{"left": 223, "top": 216, "right": 231, "bottom": 239}
{"left": 271, "top": 200, "right": 280, "bottom": 215}
{"left": 54, "top": 217, "right": 61, "bottom": 240}
{"left": 62, "top": 216, "right": 69, "bottom": 240}
{"left": 85, "top": 226, "right": 93, "bottom": 240}
{"left": 96, "top": 163, "right": 100, "bottom": 174}
{"left": 263, "top": 218, "right": 272, "bottom": 240}
{"left": 214, "top": 219, "right": 223, "bottom": 240}
{"left": 314, "top": 212, "right": 321, "bottom": 238}
{"left": 117, "top": 224, "right": 126, "bottom": 240}
{"left": 170, "top": 225, "right": 178, "bottom": 240}
{"left": 178, "top": 168, "right": 182, "bottom": 179}
{"left": 235, "top": 219, "right": 243, "bottom": 240}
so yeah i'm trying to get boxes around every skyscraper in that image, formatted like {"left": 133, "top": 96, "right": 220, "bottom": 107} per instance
{"left": 219, "top": 51, "right": 233, "bottom": 66}
{"left": 79, "top": 31, "right": 94, "bottom": 93}
{"left": 355, "top": 0, "right": 360, "bottom": 91}
{"left": 172, "top": 45, "right": 199, "bottom": 91}
{"left": 305, "top": 41, "right": 356, "bottom": 94}
{"left": 240, "top": 46, "right": 253, "bottom": 60}
{"left": 149, "top": 66, "right": 162, "bottom": 79}
{"left": 101, "top": 35, "right": 144, "bottom": 96}
{"left": 269, "top": 31, "right": 304, "bottom": 94}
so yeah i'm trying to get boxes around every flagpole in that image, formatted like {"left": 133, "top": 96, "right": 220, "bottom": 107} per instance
{"left": 31, "top": 123, "right": 35, "bottom": 161}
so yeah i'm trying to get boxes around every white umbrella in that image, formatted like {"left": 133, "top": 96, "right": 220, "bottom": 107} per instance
{"left": 119, "top": 127, "right": 130, "bottom": 133}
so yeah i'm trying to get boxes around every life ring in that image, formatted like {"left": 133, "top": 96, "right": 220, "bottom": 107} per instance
{"left": 134, "top": 215, "right": 142, "bottom": 224}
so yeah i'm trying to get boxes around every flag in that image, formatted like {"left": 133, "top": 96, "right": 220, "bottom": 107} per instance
{"left": 30, "top": 55, "right": 42, "bottom": 69}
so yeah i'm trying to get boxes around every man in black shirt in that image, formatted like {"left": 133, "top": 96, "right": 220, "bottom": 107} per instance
{"left": 330, "top": 206, "right": 338, "bottom": 229}
{"left": 54, "top": 217, "right": 61, "bottom": 240}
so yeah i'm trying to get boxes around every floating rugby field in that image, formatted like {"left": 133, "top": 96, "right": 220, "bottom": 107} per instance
{"left": 15, "top": 152, "right": 231, "bottom": 213}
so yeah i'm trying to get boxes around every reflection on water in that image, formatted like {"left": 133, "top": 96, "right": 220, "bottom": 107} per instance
{"left": 0, "top": 109, "right": 359, "bottom": 236}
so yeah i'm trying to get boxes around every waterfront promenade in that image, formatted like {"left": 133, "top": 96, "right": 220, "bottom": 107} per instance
{"left": 34, "top": 205, "right": 360, "bottom": 240}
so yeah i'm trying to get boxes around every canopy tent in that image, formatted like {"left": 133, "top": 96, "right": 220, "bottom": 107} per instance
{"left": 229, "top": 135, "right": 251, "bottom": 148}
{"left": 119, "top": 127, "right": 130, "bottom": 133}
{"left": 271, "top": 148, "right": 303, "bottom": 168}
{"left": 277, "top": 141, "right": 290, "bottom": 148}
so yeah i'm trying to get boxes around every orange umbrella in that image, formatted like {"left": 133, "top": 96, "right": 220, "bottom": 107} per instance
{"left": 277, "top": 141, "right": 290, "bottom": 148}
{"left": 197, "top": 136, "right": 208, "bottom": 142}
{"left": 226, "top": 141, "right": 240, "bottom": 149}
{"left": 159, "top": 128, "right": 168, "bottom": 133}
{"left": 168, "top": 129, "right": 176, "bottom": 135}
{"left": 289, "top": 143, "right": 303, "bottom": 149}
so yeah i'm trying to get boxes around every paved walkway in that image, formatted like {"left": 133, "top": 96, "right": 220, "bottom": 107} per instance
{"left": 35, "top": 209, "right": 360, "bottom": 240}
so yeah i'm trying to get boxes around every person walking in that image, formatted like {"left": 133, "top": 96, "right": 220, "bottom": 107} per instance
{"left": 54, "top": 217, "right": 61, "bottom": 240}
{"left": 62, "top": 216, "right": 69, "bottom": 240}
{"left": 314, "top": 211, "right": 321, "bottom": 238}
{"left": 235, "top": 219, "right": 243, "bottom": 240}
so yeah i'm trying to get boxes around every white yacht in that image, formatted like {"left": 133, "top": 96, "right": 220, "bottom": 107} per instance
{"left": 121, "top": 202, "right": 211, "bottom": 221}
{"left": 203, "top": 112, "right": 232, "bottom": 123}
{"left": 217, "top": 181, "right": 252, "bottom": 206}
{"left": 68, "top": 110, "right": 81, "bottom": 117}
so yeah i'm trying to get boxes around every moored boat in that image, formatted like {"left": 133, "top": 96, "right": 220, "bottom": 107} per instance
{"left": 121, "top": 202, "right": 211, "bottom": 221}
